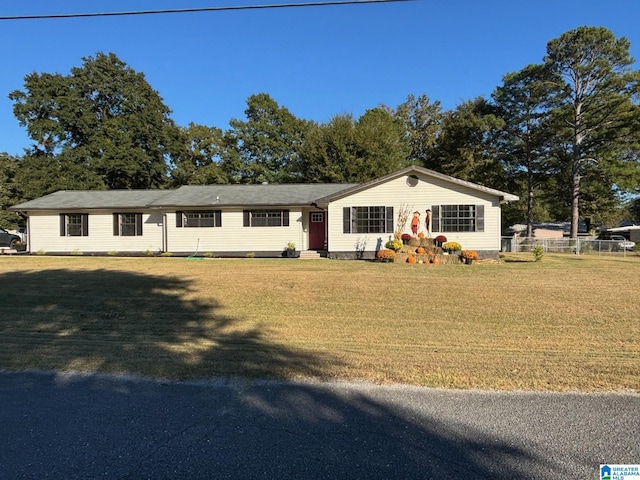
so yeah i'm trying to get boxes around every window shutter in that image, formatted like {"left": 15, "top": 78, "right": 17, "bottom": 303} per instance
{"left": 60, "top": 214, "right": 66, "bottom": 236}
{"left": 432, "top": 205, "right": 440, "bottom": 232}
{"left": 282, "top": 210, "right": 289, "bottom": 227}
{"left": 113, "top": 214, "right": 120, "bottom": 236}
{"left": 136, "top": 213, "right": 143, "bottom": 236}
{"left": 351, "top": 207, "right": 358, "bottom": 233}
{"left": 243, "top": 210, "right": 250, "bottom": 227}
{"left": 476, "top": 205, "right": 484, "bottom": 232}
{"left": 386, "top": 207, "right": 394, "bottom": 233}
{"left": 176, "top": 211, "right": 183, "bottom": 228}
{"left": 343, "top": 207, "right": 351, "bottom": 233}
{"left": 215, "top": 210, "right": 222, "bottom": 227}
{"left": 81, "top": 214, "right": 89, "bottom": 236}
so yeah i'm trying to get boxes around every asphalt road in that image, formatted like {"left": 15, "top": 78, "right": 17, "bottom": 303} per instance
{"left": 0, "top": 371, "right": 638, "bottom": 479}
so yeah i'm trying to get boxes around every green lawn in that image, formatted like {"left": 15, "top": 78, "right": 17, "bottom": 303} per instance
{"left": 0, "top": 253, "right": 638, "bottom": 391}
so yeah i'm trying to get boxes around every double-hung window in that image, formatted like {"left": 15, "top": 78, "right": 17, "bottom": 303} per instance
{"left": 60, "top": 213, "right": 89, "bottom": 237}
{"left": 343, "top": 206, "right": 394, "bottom": 234}
{"left": 431, "top": 205, "right": 484, "bottom": 232}
{"left": 113, "top": 213, "right": 143, "bottom": 236}
{"left": 176, "top": 211, "right": 222, "bottom": 228}
{"left": 243, "top": 209, "right": 289, "bottom": 227}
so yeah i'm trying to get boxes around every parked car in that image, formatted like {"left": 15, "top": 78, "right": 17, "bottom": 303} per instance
{"left": 610, "top": 235, "right": 636, "bottom": 251}
{"left": 598, "top": 233, "right": 635, "bottom": 251}
{"left": 0, "top": 227, "right": 23, "bottom": 249}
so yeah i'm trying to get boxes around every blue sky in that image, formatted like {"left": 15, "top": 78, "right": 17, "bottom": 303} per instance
{"left": 1, "top": 0, "right": 639, "bottom": 157}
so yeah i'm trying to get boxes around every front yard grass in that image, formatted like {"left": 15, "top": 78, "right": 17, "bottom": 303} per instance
{"left": 0, "top": 254, "right": 638, "bottom": 392}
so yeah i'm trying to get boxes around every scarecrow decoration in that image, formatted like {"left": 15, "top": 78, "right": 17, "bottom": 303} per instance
{"left": 410, "top": 211, "right": 420, "bottom": 235}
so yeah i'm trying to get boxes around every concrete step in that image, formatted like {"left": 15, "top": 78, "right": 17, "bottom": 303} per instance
{"left": 298, "top": 250, "right": 323, "bottom": 259}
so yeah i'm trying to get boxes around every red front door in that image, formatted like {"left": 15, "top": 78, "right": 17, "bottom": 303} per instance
{"left": 309, "top": 212, "right": 326, "bottom": 250}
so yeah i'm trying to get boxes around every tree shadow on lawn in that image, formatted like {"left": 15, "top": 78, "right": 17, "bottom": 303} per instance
{"left": 0, "top": 268, "right": 329, "bottom": 381}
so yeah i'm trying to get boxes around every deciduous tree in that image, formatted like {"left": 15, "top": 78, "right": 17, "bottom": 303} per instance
{"left": 10, "top": 52, "right": 179, "bottom": 190}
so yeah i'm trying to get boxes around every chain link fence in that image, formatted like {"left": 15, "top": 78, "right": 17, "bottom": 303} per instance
{"left": 501, "top": 236, "right": 637, "bottom": 256}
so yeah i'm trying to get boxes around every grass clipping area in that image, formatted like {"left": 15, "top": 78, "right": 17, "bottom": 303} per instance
{"left": 1, "top": 254, "right": 638, "bottom": 392}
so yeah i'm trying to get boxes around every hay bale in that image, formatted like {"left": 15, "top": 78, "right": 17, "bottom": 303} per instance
{"left": 420, "top": 238, "right": 435, "bottom": 248}
{"left": 394, "top": 252, "right": 408, "bottom": 263}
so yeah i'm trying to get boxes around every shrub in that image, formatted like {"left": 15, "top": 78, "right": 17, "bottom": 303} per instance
{"left": 246, "top": 252, "right": 256, "bottom": 258}
{"left": 107, "top": 250, "right": 118, "bottom": 256}
{"left": 401, "top": 233, "right": 412, "bottom": 242}
{"left": 532, "top": 245, "right": 545, "bottom": 262}
{"left": 376, "top": 249, "right": 396, "bottom": 261}
{"left": 160, "top": 252, "right": 173, "bottom": 257}
{"left": 435, "top": 235, "right": 447, "bottom": 243}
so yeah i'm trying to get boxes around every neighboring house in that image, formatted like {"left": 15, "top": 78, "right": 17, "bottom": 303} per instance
{"left": 507, "top": 221, "right": 591, "bottom": 239}
{"left": 604, "top": 224, "right": 640, "bottom": 243}
{"left": 9, "top": 166, "right": 518, "bottom": 259}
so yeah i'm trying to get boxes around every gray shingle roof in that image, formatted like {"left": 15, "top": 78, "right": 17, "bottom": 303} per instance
{"left": 9, "top": 184, "right": 358, "bottom": 211}
{"left": 151, "top": 184, "right": 358, "bottom": 208}
{"left": 10, "top": 190, "right": 170, "bottom": 211}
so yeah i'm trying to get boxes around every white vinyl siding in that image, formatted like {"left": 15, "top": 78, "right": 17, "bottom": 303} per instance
{"left": 27, "top": 211, "right": 163, "bottom": 253}
{"left": 327, "top": 174, "right": 502, "bottom": 253}
{"left": 166, "top": 208, "right": 304, "bottom": 253}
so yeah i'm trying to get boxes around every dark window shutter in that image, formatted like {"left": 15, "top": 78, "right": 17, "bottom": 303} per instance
{"left": 215, "top": 210, "right": 222, "bottom": 227}
{"left": 81, "top": 214, "right": 89, "bottom": 236}
{"left": 136, "top": 213, "right": 143, "bottom": 236}
{"left": 351, "top": 207, "right": 358, "bottom": 233}
{"left": 386, "top": 207, "right": 394, "bottom": 233}
{"left": 113, "top": 213, "right": 120, "bottom": 236}
{"left": 432, "top": 205, "right": 440, "bottom": 232}
{"left": 282, "top": 210, "right": 289, "bottom": 227}
{"left": 243, "top": 210, "right": 250, "bottom": 227}
{"left": 60, "top": 214, "right": 66, "bottom": 236}
{"left": 476, "top": 205, "right": 484, "bottom": 232}
{"left": 176, "top": 211, "right": 183, "bottom": 228}
{"left": 343, "top": 207, "right": 351, "bottom": 233}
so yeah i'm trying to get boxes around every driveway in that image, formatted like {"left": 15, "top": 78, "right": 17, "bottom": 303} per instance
{"left": 0, "top": 371, "right": 638, "bottom": 479}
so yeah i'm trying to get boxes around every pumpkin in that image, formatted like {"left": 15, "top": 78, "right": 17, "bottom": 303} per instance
{"left": 427, "top": 250, "right": 434, "bottom": 256}
{"left": 418, "top": 232, "right": 425, "bottom": 238}
{"left": 407, "top": 256, "right": 416, "bottom": 264}
{"left": 430, "top": 257, "right": 440, "bottom": 264}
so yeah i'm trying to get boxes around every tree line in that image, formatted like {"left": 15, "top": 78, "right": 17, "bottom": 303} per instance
{"left": 2, "top": 26, "right": 640, "bottom": 235}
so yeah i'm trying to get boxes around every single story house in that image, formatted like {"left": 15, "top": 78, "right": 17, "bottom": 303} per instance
{"left": 10, "top": 166, "right": 519, "bottom": 259}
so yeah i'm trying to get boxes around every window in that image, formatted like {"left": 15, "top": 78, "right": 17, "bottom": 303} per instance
{"left": 176, "top": 210, "right": 222, "bottom": 228}
{"left": 431, "top": 205, "right": 484, "bottom": 232}
{"left": 176, "top": 210, "right": 221, "bottom": 228}
{"left": 113, "top": 213, "right": 143, "bottom": 236}
{"left": 343, "top": 206, "right": 394, "bottom": 234}
{"left": 60, "top": 213, "right": 89, "bottom": 237}
{"left": 311, "top": 212, "right": 323, "bottom": 223}
{"left": 243, "top": 210, "right": 289, "bottom": 227}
